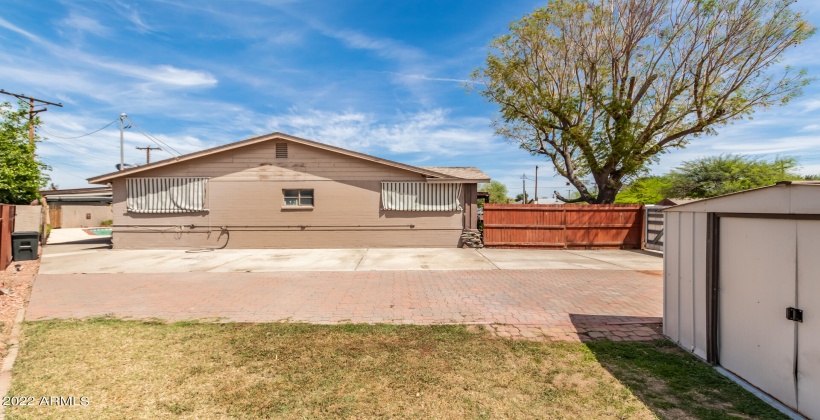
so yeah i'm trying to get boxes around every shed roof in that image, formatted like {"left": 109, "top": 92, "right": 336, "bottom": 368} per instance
{"left": 663, "top": 181, "right": 820, "bottom": 214}
{"left": 88, "top": 132, "right": 490, "bottom": 184}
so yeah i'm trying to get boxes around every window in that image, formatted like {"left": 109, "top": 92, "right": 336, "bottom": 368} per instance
{"left": 126, "top": 177, "right": 209, "bottom": 213}
{"left": 381, "top": 182, "right": 462, "bottom": 211}
{"left": 283, "top": 189, "right": 313, "bottom": 207}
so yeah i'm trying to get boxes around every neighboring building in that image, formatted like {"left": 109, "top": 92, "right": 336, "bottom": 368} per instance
{"left": 663, "top": 181, "right": 820, "bottom": 419}
{"left": 40, "top": 187, "right": 113, "bottom": 228}
{"left": 88, "top": 132, "right": 490, "bottom": 249}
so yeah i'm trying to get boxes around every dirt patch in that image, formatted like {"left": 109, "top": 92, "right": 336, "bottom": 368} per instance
{"left": 0, "top": 259, "right": 38, "bottom": 361}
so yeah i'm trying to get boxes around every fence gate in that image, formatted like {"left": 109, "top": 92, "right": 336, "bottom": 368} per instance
{"left": 645, "top": 206, "right": 667, "bottom": 251}
{"left": 49, "top": 207, "right": 61, "bottom": 229}
{"left": 0, "top": 205, "right": 16, "bottom": 271}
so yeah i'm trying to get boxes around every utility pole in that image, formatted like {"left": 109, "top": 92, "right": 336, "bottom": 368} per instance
{"left": 534, "top": 166, "right": 539, "bottom": 204}
{"left": 119, "top": 113, "right": 127, "bottom": 171}
{"left": 136, "top": 146, "right": 161, "bottom": 164}
{"left": 521, "top": 173, "right": 528, "bottom": 204}
{"left": 0, "top": 89, "right": 63, "bottom": 146}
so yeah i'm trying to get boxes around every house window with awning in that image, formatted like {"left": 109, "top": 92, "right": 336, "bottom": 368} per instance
{"left": 126, "top": 177, "right": 209, "bottom": 213}
{"left": 380, "top": 182, "right": 462, "bottom": 211}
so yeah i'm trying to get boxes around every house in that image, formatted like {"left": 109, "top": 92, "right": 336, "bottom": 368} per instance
{"left": 40, "top": 187, "right": 113, "bottom": 228}
{"left": 663, "top": 181, "right": 820, "bottom": 419}
{"left": 87, "top": 132, "right": 490, "bottom": 249}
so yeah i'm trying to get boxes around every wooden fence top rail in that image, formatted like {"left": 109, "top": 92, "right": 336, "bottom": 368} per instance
{"left": 484, "top": 223, "right": 637, "bottom": 229}
{"left": 484, "top": 205, "right": 643, "bottom": 211}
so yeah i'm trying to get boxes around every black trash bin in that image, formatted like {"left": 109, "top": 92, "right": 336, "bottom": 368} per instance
{"left": 12, "top": 231, "right": 39, "bottom": 261}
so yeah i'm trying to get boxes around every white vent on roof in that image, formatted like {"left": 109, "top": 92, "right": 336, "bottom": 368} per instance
{"left": 381, "top": 182, "right": 462, "bottom": 211}
{"left": 276, "top": 143, "right": 288, "bottom": 159}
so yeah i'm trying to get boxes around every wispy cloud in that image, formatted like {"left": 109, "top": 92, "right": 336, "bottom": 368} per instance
{"left": 112, "top": 0, "right": 155, "bottom": 33}
{"left": 60, "top": 12, "right": 109, "bottom": 36}
{"left": 0, "top": 16, "right": 41, "bottom": 41}
{"left": 263, "top": 108, "right": 496, "bottom": 156}
{"left": 99, "top": 63, "right": 218, "bottom": 88}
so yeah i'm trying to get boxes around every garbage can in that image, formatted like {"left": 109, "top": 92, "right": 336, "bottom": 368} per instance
{"left": 12, "top": 231, "right": 39, "bottom": 261}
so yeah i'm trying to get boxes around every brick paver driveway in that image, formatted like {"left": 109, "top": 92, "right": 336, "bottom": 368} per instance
{"left": 28, "top": 269, "right": 663, "bottom": 342}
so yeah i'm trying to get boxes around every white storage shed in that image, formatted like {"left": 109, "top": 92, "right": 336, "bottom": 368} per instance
{"left": 663, "top": 181, "right": 820, "bottom": 419}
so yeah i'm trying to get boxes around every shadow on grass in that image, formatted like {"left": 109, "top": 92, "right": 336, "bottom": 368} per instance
{"left": 580, "top": 335, "right": 788, "bottom": 419}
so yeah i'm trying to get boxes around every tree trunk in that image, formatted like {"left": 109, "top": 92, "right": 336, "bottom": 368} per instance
{"left": 592, "top": 184, "right": 619, "bottom": 204}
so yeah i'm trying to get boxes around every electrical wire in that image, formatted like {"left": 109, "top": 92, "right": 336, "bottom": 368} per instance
{"left": 125, "top": 116, "right": 183, "bottom": 157}
{"left": 38, "top": 120, "right": 118, "bottom": 139}
{"left": 47, "top": 166, "right": 88, "bottom": 181}
{"left": 43, "top": 139, "right": 111, "bottom": 162}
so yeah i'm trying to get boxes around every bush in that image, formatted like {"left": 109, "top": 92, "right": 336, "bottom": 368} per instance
{"left": 100, "top": 219, "right": 113, "bottom": 227}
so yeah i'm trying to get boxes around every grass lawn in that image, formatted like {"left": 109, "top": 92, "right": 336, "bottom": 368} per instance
{"left": 6, "top": 319, "right": 784, "bottom": 419}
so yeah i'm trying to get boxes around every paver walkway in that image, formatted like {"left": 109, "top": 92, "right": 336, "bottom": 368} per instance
{"left": 28, "top": 269, "right": 663, "bottom": 342}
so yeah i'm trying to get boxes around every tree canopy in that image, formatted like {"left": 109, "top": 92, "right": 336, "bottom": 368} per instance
{"left": 479, "top": 180, "right": 512, "bottom": 204}
{"left": 474, "top": 0, "right": 814, "bottom": 204}
{"left": 0, "top": 101, "right": 49, "bottom": 204}
{"left": 615, "top": 154, "right": 804, "bottom": 203}
{"left": 664, "top": 154, "right": 800, "bottom": 198}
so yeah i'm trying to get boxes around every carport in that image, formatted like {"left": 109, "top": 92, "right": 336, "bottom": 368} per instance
{"left": 663, "top": 181, "right": 820, "bottom": 419}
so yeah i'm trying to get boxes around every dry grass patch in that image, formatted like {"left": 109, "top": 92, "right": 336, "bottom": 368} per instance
{"left": 5, "top": 319, "right": 784, "bottom": 419}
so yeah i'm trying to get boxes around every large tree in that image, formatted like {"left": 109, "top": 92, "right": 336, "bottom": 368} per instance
{"left": 473, "top": 0, "right": 814, "bottom": 203}
{"left": 0, "top": 101, "right": 49, "bottom": 204}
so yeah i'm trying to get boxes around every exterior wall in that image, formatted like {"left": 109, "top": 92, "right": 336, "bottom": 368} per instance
{"left": 13, "top": 206, "right": 42, "bottom": 233}
{"left": 664, "top": 184, "right": 820, "bottom": 362}
{"left": 663, "top": 211, "right": 708, "bottom": 360}
{"left": 52, "top": 203, "right": 113, "bottom": 228}
{"left": 110, "top": 140, "right": 469, "bottom": 249}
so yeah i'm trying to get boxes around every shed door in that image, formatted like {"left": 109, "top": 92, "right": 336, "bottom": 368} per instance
{"left": 719, "top": 217, "right": 797, "bottom": 409}
{"left": 797, "top": 220, "right": 820, "bottom": 419}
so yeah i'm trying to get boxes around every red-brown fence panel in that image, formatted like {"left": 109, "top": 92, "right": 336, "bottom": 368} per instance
{"left": 483, "top": 204, "right": 644, "bottom": 249}
{"left": 0, "top": 204, "right": 16, "bottom": 270}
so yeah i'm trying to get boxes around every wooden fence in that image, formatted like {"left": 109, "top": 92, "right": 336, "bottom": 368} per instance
{"left": 0, "top": 204, "right": 16, "bottom": 271}
{"left": 483, "top": 204, "right": 644, "bottom": 249}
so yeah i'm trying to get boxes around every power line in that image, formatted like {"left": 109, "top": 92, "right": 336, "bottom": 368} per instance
{"left": 0, "top": 89, "right": 63, "bottom": 146}
{"left": 125, "top": 116, "right": 182, "bottom": 157}
{"left": 47, "top": 165, "right": 89, "bottom": 181}
{"left": 44, "top": 139, "right": 110, "bottom": 161}
{"left": 38, "top": 119, "right": 118, "bottom": 139}
{"left": 136, "top": 146, "right": 161, "bottom": 164}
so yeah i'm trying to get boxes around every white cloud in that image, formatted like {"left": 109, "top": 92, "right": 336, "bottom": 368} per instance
{"left": 97, "top": 63, "right": 218, "bottom": 88}
{"left": 61, "top": 12, "right": 109, "bottom": 36}
{"left": 263, "top": 108, "right": 496, "bottom": 156}
{"left": 112, "top": 0, "right": 155, "bottom": 33}
{"left": 0, "top": 16, "right": 41, "bottom": 42}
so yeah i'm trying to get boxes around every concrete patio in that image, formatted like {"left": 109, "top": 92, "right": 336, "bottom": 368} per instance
{"left": 40, "top": 228, "right": 663, "bottom": 274}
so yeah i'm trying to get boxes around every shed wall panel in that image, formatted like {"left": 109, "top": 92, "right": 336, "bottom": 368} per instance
{"left": 789, "top": 184, "right": 820, "bottom": 214}
{"left": 677, "top": 212, "right": 695, "bottom": 352}
{"left": 664, "top": 211, "right": 680, "bottom": 341}
{"left": 692, "top": 212, "right": 709, "bottom": 359}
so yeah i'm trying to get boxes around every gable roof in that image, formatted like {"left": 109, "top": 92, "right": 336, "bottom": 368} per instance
{"left": 88, "top": 132, "right": 489, "bottom": 184}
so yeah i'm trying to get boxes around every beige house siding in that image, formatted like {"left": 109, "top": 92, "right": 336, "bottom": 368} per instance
{"left": 51, "top": 204, "right": 113, "bottom": 228}
{"left": 111, "top": 140, "right": 473, "bottom": 249}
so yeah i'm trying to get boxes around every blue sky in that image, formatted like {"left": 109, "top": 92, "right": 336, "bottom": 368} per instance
{"left": 2, "top": 0, "right": 820, "bottom": 198}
